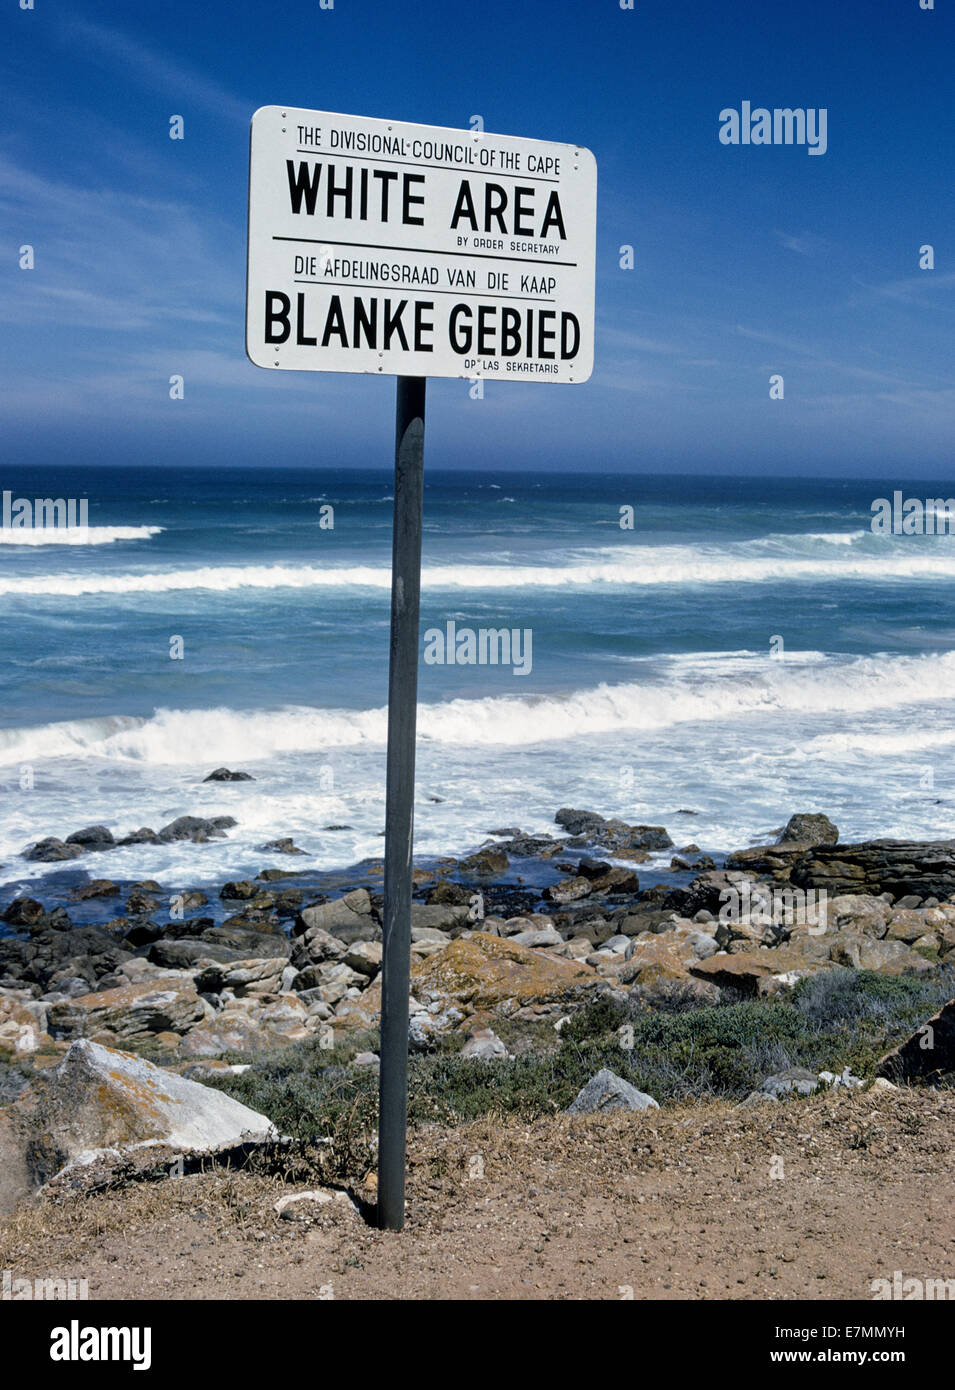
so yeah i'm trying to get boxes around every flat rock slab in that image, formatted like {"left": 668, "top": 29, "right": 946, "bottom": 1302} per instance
{"left": 0, "top": 1038, "right": 276, "bottom": 1215}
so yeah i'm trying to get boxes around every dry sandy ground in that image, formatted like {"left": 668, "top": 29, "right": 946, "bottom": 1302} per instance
{"left": 1, "top": 1086, "right": 952, "bottom": 1301}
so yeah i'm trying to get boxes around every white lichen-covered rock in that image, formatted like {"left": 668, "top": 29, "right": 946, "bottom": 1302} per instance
{"left": 0, "top": 1039, "right": 277, "bottom": 1215}
{"left": 566, "top": 1068, "right": 659, "bottom": 1115}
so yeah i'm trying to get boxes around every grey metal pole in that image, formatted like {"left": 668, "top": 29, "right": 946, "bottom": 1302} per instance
{"left": 377, "top": 374, "right": 426, "bottom": 1232}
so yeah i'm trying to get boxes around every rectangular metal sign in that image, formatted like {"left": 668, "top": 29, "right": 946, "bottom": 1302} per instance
{"left": 246, "top": 106, "right": 597, "bottom": 383}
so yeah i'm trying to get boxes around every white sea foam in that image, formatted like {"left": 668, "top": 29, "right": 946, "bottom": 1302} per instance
{"left": 2, "top": 650, "right": 954, "bottom": 767}
{"left": 1, "top": 541, "right": 955, "bottom": 597}
{"left": 0, "top": 526, "right": 163, "bottom": 547}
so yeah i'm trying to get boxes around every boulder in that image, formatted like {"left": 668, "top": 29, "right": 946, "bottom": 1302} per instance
{"left": 200, "top": 925, "right": 289, "bottom": 957}
{"left": 335, "top": 931, "right": 599, "bottom": 1032}
{"left": 566, "top": 1068, "right": 659, "bottom": 1114}
{"left": 47, "top": 977, "right": 207, "bottom": 1043}
{"left": 457, "top": 847, "right": 509, "bottom": 875}
{"left": 69, "top": 880, "right": 120, "bottom": 901}
{"left": 0, "top": 1039, "right": 275, "bottom": 1214}
{"left": 177, "top": 1004, "right": 309, "bottom": 1056}
{"left": 553, "top": 810, "right": 672, "bottom": 853}
{"left": 723, "top": 844, "right": 812, "bottom": 880}
{"left": 220, "top": 880, "right": 258, "bottom": 901}
{"left": 199, "top": 957, "right": 287, "bottom": 997}
{"left": 257, "top": 837, "right": 305, "bottom": 854}
{"left": 555, "top": 808, "right": 608, "bottom": 837}
{"left": 156, "top": 815, "right": 237, "bottom": 843}
{"left": 410, "top": 902, "right": 471, "bottom": 933}
{"left": 295, "top": 889, "right": 378, "bottom": 943}
{"left": 827, "top": 933, "right": 935, "bottom": 975}
{"left": 689, "top": 948, "right": 832, "bottom": 994}
{"left": 759, "top": 1067, "right": 820, "bottom": 1099}
{"left": 460, "top": 1027, "right": 509, "bottom": 1061}
{"left": 23, "top": 838, "right": 84, "bottom": 863}
{"left": 620, "top": 937, "right": 694, "bottom": 985}
{"left": 65, "top": 825, "right": 115, "bottom": 849}
{"left": 776, "top": 813, "right": 838, "bottom": 847}
{"left": 792, "top": 839, "right": 955, "bottom": 901}
{"left": 508, "top": 925, "right": 563, "bottom": 948}
{"left": 828, "top": 894, "right": 890, "bottom": 937}
{"left": 544, "top": 876, "right": 592, "bottom": 904}
{"left": 203, "top": 768, "right": 254, "bottom": 781}
{"left": 292, "top": 927, "right": 348, "bottom": 969}
{"left": 117, "top": 827, "right": 159, "bottom": 846}
{"left": 1, "top": 897, "right": 45, "bottom": 927}
{"left": 146, "top": 938, "right": 242, "bottom": 970}
{"left": 343, "top": 941, "right": 383, "bottom": 977}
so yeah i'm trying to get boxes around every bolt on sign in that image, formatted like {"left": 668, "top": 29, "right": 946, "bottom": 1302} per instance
{"left": 246, "top": 107, "right": 597, "bottom": 383}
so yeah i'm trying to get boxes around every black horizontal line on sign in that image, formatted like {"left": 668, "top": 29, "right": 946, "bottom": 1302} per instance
{"left": 273, "top": 236, "right": 577, "bottom": 267}
{"left": 294, "top": 151, "right": 562, "bottom": 183}
{"left": 293, "top": 279, "right": 556, "bottom": 303}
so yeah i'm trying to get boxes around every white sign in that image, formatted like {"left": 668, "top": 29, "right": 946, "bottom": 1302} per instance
{"left": 246, "top": 107, "right": 597, "bottom": 383}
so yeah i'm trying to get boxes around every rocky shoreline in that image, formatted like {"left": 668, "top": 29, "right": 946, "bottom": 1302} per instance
{"left": 2, "top": 802, "right": 955, "bottom": 1068}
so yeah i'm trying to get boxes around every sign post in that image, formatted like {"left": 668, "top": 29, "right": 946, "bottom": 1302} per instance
{"left": 247, "top": 106, "right": 596, "bottom": 1230}
{"left": 378, "top": 375, "right": 425, "bottom": 1231}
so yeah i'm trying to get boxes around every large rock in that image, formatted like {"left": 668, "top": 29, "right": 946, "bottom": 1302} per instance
{"left": 689, "top": 948, "right": 832, "bottom": 994}
{"left": 0, "top": 897, "right": 45, "bottom": 927}
{"left": 65, "top": 825, "right": 116, "bottom": 849}
{"left": 554, "top": 810, "right": 673, "bottom": 853}
{"left": 876, "top": 999, "right": 955, "bottom": 1084}
{"left": 776, "top": 813, "right": 838, "bottom": 847}
{"left": 47, "top": 977, "right": 207, "bottom": 1043}
{"left": 156, "top": 815, "right": 237, "bottom": 843}
{"left": 336, "top": 931, "right": 598, "bottom": 1032}
{"left": 23, "top": 838, "right": 84, "bottom": 863}
{"left": 295, "top": 889, "right": 378, "bottom": 944}
{"left": 566, "top": 1068, "right": 659, "bottom": 1114}
{"left": 791, "top": 839, "right": 955, "bottom": 901}
{"left": 760, "top": 1066, "right": 821, "bottom": 1098}
{"left": 723, "top": 844, "right": 812, "bottom": 880}
{"left": 178, "top": 997, "right": 311, "bottom": 1056}
{"left": 457, "top": 847, "right": 509, "bottom": 876}
{"left": 461, "top": 1027, "right": 509, "bottom": 1061}
{"left": 827, "top": 933, "right": 935, "bottom": 975}
{"left": 544, "top": 876, "right": 592, "bottom": 904}
{"left": 0, "top": 1039, "right": 276, "bottom": 1214}
{"left": 410, "top": 903, "right": 471, "bottom": 933}
{"left": 620, "top": 936, "right": 696, "bottom": 985}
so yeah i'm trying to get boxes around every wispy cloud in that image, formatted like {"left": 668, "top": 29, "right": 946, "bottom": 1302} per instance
{"left": 0, "top": 152, "right": 240, "bottom": 335}
{"left": 734, "top": 324, "right": 935, "bottom": 390}
{"left": 60, "top": 19, "right": 252, "bottom": 126}
{"left": 774, "top": 229, "right": 829, "bottom": 256}
{"left": 849, "top": 271, "right": 955, "bottom": 308}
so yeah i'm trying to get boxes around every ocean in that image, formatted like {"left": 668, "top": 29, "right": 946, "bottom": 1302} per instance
{"left": 2, "top": 465, "right": 954, "bottom": 897}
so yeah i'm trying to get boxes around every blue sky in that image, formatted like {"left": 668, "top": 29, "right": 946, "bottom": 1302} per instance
{"left": 1, "top": 0, "right": 952, "bottom": 475}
